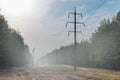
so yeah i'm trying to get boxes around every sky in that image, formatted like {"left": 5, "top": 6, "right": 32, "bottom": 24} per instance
{"left": 0, "top": 0, "right": 120, "bottom": 61}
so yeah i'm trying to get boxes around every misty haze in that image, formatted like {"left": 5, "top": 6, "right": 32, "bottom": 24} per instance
{"left": 0, "top": 0, "right": 120, "bottom": 80}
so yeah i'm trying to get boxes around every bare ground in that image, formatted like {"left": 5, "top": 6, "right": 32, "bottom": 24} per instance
{"left": 0, "top": 65, "right": 120, "bottom": 80}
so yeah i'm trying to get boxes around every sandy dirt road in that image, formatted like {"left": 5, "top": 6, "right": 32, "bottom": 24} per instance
{"left": 0, "top": 65, "right": 120, "bottom": 80}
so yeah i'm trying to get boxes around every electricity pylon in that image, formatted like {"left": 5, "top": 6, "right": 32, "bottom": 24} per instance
{"left": 65, "top": 7, "right": 85, "bottom": 70}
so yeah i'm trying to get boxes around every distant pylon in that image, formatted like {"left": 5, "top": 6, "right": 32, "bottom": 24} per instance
{"left": 32, "top": 48, "right": 35, "bottom": 66}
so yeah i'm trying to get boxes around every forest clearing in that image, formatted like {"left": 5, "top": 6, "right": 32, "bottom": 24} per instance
{"left": 0, "top": 65, "right": 120, "bottom": 80}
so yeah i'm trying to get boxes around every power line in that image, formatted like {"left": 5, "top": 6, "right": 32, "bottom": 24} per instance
{"left": 65, "top": 7, "right": 85, "bottom": 70}
{"left": 52, "top": 0, "right": 84, "bottom": 37}
{"left": 74, "top": 0, "right": 106, "bottom": 21}
{"left": 83, "top": 0, "right": 106, "bottom": 21}
{"left": 54, "top": 0, "right": 105, "bottom": 37}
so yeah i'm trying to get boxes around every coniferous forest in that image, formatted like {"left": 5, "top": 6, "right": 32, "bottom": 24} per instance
{"left": 40, "top": 11, "right": 120, "bottom": 70}
{"left": 0, "top": 13, "right": 32, "bottom": 68}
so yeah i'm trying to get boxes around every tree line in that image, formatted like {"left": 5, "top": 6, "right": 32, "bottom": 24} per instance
{"left": 0, "top": 13, "right": 32, "bottom": 68}
{"left": 39, "top": 11, "right": 120, "bottom": 70}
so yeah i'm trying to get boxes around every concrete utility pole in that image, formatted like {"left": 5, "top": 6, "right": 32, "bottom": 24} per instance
{"left": 0, "top": 9, "right": 1, "bottom": 11}
{"left": 65, "top": 7, "right": 85, "bottom": 70}
{"left": 32, "top": 48, "right": 35, "bottom": 66}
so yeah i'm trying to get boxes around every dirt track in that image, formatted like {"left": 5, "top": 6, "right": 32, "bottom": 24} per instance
{"left": 0, "top": 65, "right": 120, "bottom": 80}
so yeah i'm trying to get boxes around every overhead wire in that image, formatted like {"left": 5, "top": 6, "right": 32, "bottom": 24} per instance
{"left": 74, "top": 0, "right": 106, "bottom": 42}
{"left": 84, "top": 0, "right": 106, "bottom": 21}
{"left": 54, "top": 0, "right": 106, "bottom": 40}
{"left": 74, "top": 0, "right": 106, "bottom": 21}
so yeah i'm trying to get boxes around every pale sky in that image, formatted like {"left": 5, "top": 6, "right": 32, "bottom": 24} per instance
{"left": 0, "top": 0, "right": 120, "bottom": 61}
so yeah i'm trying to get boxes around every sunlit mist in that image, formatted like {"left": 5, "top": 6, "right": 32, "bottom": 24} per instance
{"left": 0, "top": 0, "right": 34, "bottom": 16}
